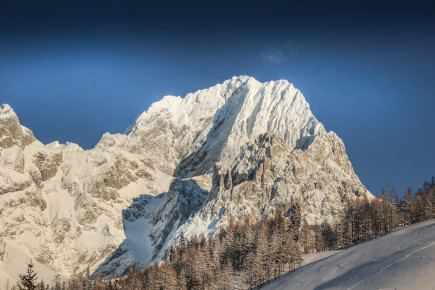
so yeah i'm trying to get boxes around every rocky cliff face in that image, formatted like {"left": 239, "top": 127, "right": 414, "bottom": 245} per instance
{"left": 0, "top": 77, "right": 371, "bottom": 282}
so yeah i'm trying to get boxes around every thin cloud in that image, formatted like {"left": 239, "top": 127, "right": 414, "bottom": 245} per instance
{"left": 261, "top": 41, "right": 305, "bottom": 64}
{"left": 261, "top": 49, "right": 284, "bottom": 64}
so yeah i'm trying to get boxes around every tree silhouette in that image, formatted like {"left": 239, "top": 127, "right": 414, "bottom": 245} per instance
{"left": 18, "top": 261, "right": 38, "bottom": 290}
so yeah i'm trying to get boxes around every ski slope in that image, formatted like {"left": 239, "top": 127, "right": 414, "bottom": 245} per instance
{"left": 264, "top": 219, "right": 435, "bottom": 290}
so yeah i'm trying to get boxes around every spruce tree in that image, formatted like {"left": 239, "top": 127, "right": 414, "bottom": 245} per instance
{"left": 18, "top": 261, "right": 38, "bottom": 290}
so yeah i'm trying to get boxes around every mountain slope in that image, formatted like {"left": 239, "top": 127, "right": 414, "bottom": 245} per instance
{"left": 0, "top": 76, "right": 371, "bottom": 282}
{"left": 264, "top": 219, "right": 435, "bottom": 290}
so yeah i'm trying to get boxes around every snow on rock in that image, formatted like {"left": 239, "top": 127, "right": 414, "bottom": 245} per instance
{"left": 0, "top": 104, "right": 35, "bottom": 149}
{"left": 121, "top": 76, "right": 325, "bottom": 177}
{"left": 264, "top": 219, "right": 435, "bottom": 290}
{"left": 0, "top": 76, "right": 372, "bottom": 282}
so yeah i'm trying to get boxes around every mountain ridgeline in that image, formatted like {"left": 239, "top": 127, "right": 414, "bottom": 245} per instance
{"left": 0, "top": 76, "right": 371, "bottom": 283}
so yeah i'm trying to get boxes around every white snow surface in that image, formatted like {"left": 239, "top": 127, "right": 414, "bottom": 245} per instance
{"left": 0, "top": 76, "right": 372, "bottom": 281}
{"left": 264, "top": 220, "right": 435, "bottom": 290}
{"left": 0, "top": 242, "right": 64, "bottom": 288}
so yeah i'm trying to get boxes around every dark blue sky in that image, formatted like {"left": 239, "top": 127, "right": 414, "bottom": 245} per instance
{"left": 1, "top": 0, "right": 434, "bottom": 196}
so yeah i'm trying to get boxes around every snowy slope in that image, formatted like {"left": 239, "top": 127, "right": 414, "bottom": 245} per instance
{"left": 264, "top": 220, "right": 435, "bottom": 290}
{"left": 0, "top": 243, "right": 64, "bottom": 288}
{"left": 0, "top": 76, "right": 372, "bottom": 281}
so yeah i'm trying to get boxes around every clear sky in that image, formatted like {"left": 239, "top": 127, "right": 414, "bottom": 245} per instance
{"left": 1, "top": 0, "right": 434, "bottom": 196}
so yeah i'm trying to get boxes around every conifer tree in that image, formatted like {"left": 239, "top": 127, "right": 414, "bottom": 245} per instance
{"left": 410, "top": 194, "right": 424, "bottom": 223}
{"left": 428, "top": 186, "right": 435, "bottom": 219}
{"left": 300, "top": 218, "right": 315, "bottom": 253}
{"left": 52, "top": 274, "right": 62, "bottom": 290}
{"left": 66, "top": 274, "right": 81, "bottom": 290}
{"left": 82, "top": 267, "right": 92, "bottom": 290}
{"left": 314, "top": 224, "right": 324, "bottom": 252}
{"left": 256, "top": 223, "right": 270, "bottom": 282}
{"left": 391, "top": 186, "right": 402, "bottom": 227}
{"left": 38, "top": 280, "right": 45, "bottom": 290}
{"left": 401, "top": 187, "right": 414, "bottom": 225}
{"left": 380, "top": 189, "right": 391, "bottom": 233}
{"left": 220, "top": 260, "right": 233, "bottom": 289}
{"left": 289, "top": 202, "right": 302, "bottom": 241}
{"left": 18, "top": 261, "right": 38, "bottom": 290}
{"left": 321, "top": 222, "right": 335, "bottom": 250}
{"left": 343, "top": 223, "right": 353, "bottom": 247}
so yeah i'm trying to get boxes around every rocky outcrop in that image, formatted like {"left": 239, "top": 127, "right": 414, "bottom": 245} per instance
{"left": 0, "top": 104, "right": 34, "bottom": 149}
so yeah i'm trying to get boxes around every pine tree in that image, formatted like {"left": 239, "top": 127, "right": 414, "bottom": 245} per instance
{"left": 391, "top": 186, "right": 402, "bottom": 227}
{"left": 410, "top": 194, "right": 424, "bottom": 223}
{"left": 220, "top": 260, "right": 233, "bottom": 289}
{"left": 299, "top": 218, "right": 315, "bottom": 253}
{"left": 380, "top": 189, "right": 391, "bottom": 234}
{"left": 243, "top": 249, "right": 258, "bottom": 288}
{"left": 156, "top": 262, "right": 178, "bottom": 290}
{"left": 66, "top": 274, "right": 81, "bottom": 290}
{"left": 256, "top": 223, "right": 270, "bottom": 282}
{"left": 176, "top": 267, "right": 188, "bottom": 290}
{"left": 52, "top": 274, "right": 62, "bottom": 290}
{"left": 420, "top": 189, "right": 433, "bottom": 220}
{"left": 38, "top": 280, "right": 45, "bottom": 290}
{"left": 314, "top": 224, "right": 324, "bottom": 252}
{"left": 92, "top": 272, "right": 104, "bottom": 290}
{"left": 428, "top": 186, "right": 435, "bottom": 219}
{"left": 289, "top": 202, "right": 302, "bottom": 242}
{"left": 343, "top": 223, "right": 353, "bottom": 247}
{"left": 333, "top": 209, "right": 347, "bottom": 249}
{"left": 401, "top": 187, "right": 414, "bottom": 225}
{"left": 321, "top": 222, "right": 335, "bottom": 250}
{"left": 82, "top": 267, "right": 92, "bottom": 290}
{"left": 18, "top": 261, "right": 38, "bottom": 290}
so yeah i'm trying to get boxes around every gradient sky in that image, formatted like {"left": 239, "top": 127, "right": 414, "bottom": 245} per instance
{"left": 1, "top": 0, "right": 434, "bottom": 196}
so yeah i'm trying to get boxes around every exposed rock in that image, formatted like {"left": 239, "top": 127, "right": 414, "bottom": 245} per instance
{"left": 0, "top": 104, "right": 35, "bottom": 149}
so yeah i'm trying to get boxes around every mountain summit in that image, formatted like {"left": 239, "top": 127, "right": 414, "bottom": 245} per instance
{"left": 0, "top": 77, "right": 371, "bottom": 283}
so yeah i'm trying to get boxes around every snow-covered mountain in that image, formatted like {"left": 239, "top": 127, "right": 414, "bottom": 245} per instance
{"left": 0, "top": 76, "right": 371, "bottom": 283}
{"left": 264, "top": 219, "right": 435, "bottom": 290}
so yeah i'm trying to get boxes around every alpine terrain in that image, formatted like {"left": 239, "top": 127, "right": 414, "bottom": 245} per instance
{"left": 0, "top": 76, "right": 372, "bottom": 284}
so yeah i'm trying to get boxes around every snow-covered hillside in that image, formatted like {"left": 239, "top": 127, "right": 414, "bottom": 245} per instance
{"left": 0, "top": 243, "right": 63, "bottom": 287}
{"left": 264, "top": 219, "right": 435, "bottom": 290}
{"left": 0, "top": 76, "right": 372, "bottom": 282}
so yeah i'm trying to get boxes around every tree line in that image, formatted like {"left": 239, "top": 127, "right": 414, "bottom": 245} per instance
{"left": 12, "top": 177, "right": 435, "bottom": 290}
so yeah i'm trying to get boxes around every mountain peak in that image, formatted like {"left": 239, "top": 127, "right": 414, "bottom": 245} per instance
{"left": 0, "top": 78, "right": 370, "bottom": 282}
{"left": 0, "top": 103, "right": 35, "bottom": 148}
{"left": 120, "top": 77, "right": 325, "bottom": 178}
{"left": 0, "top": 104, "right": 17, "bottom": 118}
